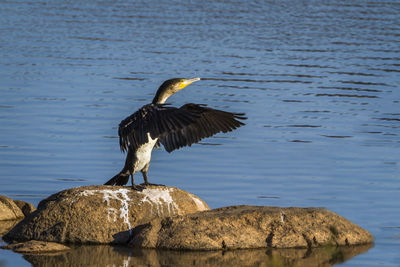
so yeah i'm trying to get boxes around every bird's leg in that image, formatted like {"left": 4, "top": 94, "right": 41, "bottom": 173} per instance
{"left": 141, "top": 163, "right": 165, "bottom": 187}
{"left": 130, "top": 171, "right": 135, "bottom": 187}
{"left": 141, "top": 163, "right": 150, "bottom": 185}
{"left": 129, "top": 170, "right": 144, "bottom": 191}
{"left": 126, "top": 148, "right": 142, "bottom": 190}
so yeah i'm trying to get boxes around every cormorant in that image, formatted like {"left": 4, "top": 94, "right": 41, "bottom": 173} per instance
{"left": 104, "top": 78, "right": 246, "bottom": 189}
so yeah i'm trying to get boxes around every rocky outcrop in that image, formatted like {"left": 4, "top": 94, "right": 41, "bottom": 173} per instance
{"left": 3, "top": 187, "right": 373, "bottom": 251}
{"left": 1, "top": 240, "right": 70, "bottom": 254}
{"left": 0, "top": 195, "right": 26, "bottom": 221}
{"left": 3, "top": 185, "right": 209, "bottom": 244}
{"left": 13, "top": 200, "right": 36, "bottom": 217}
{"left": 0, "top": 197, "right": 35, "bottom": 236}
{"left": 0, "top": 196, "right": 35, "bottom": 222}
{"left": 0, "top": 220, "right": 19, "bottom": 236}
{"left": 130, "top": 205, "right": 373, "bottom": 250}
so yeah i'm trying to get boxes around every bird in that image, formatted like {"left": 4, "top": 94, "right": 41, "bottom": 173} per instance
{"left": 104, "top": 77, "right": 246, "bottom": 189}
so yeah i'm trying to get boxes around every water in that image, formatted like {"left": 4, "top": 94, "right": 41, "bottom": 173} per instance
{"left": 0, "top": 0, "right": 399, "bottom": 266}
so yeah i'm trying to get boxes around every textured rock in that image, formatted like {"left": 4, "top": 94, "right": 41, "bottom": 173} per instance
{"left": 3, "top": 185, "right": 209, "bottom": 244}
{"left": 13, "top": 200, "right": 36, "bottom": 217}
{"left": 1, "top": 240, "right": 70, "bottom": 254}
{"left": 130, "top": 205, "right": 373, "bottom": 250}
{"left": 21, "top": 243, "right": 372, "bottom": 267}
{"left": 0, "top": 220, "right": 19, "bottom": 237}
{"left": 0, "top": 195, "right": 25, "bottom": 221}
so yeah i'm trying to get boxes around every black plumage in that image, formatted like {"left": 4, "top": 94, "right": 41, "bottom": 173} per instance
{"left": 118, "top": 103, "right": 245, "bottom": 153}
{"left": 105, "top": 78, "right": 246, "bottom": 188}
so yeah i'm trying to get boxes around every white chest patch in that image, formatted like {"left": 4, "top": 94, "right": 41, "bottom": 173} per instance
{"left": 134, "top": 134, "right": 158, "bottom": 172}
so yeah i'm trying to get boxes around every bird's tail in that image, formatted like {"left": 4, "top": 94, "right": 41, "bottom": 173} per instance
{"left": 104, "top": 170, "right": 130, "bottom": 186}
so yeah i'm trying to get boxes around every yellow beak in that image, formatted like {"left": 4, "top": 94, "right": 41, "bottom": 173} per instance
{"left": 179, "top": 77, "right": 201, "bottom": 89}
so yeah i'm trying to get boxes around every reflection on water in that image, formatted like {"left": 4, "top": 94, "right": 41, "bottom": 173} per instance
{"left": 22, "top": 244, "right": 373, "bottom": 267}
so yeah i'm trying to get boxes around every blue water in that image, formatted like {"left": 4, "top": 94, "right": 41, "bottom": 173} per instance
{"left": 1, "top": 0, "right": 399, "bottom": 266}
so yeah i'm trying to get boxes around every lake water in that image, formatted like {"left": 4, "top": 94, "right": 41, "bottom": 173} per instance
{"left": 0, "top": 0, "right": 399, "bottom": 266}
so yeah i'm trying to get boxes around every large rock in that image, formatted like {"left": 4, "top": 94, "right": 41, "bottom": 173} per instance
{"left": 130, "top": 205, "right": 373, "bottom": 250}
{"left": 0, "top": 195, "right": 25, "bottom": 221}
{"left": 3, "top": 185, "right": 209, "bottom": 244}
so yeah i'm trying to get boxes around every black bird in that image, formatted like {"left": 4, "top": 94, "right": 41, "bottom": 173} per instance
{"left": 104, "top": 78, "right": 246, "bottom": 189}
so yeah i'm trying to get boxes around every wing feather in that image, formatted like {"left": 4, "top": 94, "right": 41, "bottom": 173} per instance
{"left": 118, "top": 104, "right": 199, "bottom": 152}
{"left": 118, "top": 103, "right": 246, "bottom": 153}
{"left": 159, "top": 103, "right": 246, "bottom": 153}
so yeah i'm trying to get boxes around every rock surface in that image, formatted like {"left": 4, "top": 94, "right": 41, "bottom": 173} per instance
{"left": 3, "top": 185, "right": 209, "bottom": 244}
{"left": 0, "top": 195, "right": 25, "bottom": 221}
{"left": 1, "top": 240, "right": 70, "bottom": 254}
{"left": 0, "top": 220, "right": 19, "bottom": 237}
{"left": 13, "top": 200, "right": 36, "bottom": 217}
{"left": 130, "top": 205, "right": 373, "bottom": 250}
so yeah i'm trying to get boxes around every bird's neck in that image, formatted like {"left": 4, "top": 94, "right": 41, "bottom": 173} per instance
{"left": 152, "top": 89, "right": 171, "bottom": 104}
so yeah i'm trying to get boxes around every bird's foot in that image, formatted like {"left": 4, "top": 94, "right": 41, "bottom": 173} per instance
{"left": 131, "top": 184, "right": 146, "bottom": 191}
{"left": 140, "top": 183, "right": 166, "bottom": 187}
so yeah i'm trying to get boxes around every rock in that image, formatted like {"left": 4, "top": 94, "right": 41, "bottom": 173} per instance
{"left": 130, "top": 205, "right": 373, "bottom": 250}
{"left": 21, "top": 243, "right": 372, "bottom": 267}
{"left": 0, "top": 195, "right": 25, "bottom": 221}
{"left": 1, "top": 240, "right": 70, "bottom": 254}
{"left": 3, "top": 185, "right": 209, "bottom": 244}
{"left": 0, "top": 196, "right": 35, "bottom": 221}
{"left": 13, "top": 200, "right": 36, "bottom": 217}
{"left": 0, "top": 220, "right": 19, "bottom": 237}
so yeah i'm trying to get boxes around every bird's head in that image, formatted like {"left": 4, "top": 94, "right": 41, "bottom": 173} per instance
{"left": 152, "top": 77, "right": 200, "bottom": 104}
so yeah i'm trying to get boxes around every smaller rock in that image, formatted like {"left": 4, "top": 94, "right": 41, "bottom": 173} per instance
{"left": 130, "top": 205, "right": 374, "bottom": 250}
{"left": 0, "top": 220, "right": 19, "bottom": 236}
{"left": 1, "top": 240, "right": 70, "bottom": 254}
{"left": 0, "top": 196, "right": 24, "bottom": 221}
{"left": 13, "top": 200, "right": 36, "bottom": 217}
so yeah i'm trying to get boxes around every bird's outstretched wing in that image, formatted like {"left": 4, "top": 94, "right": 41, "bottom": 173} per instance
{"left": 159, "top": 103, "right": 247, "bottom": 153}
{"left": 118, "top": 104, "right": 201, "bottom": 152}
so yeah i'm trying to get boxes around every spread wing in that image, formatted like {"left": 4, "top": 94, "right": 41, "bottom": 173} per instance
{"left": 118, "top": 104, "right": 201, "bottom": 152}
{"left": 159, "top": 103, "right": 247, "bottom": 153}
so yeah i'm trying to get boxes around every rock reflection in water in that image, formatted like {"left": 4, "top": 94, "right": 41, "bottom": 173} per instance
{"left": 23, "top": 244, "right": 372, "bottom": 267}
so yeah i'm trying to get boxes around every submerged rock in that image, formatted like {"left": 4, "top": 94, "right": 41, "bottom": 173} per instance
{"left": 0, "top": 195, "right": 25, "bottom": 221}
{"left": 130, "top": 205, "right": 373, "bottom": 250}
{"left": 1, "top": 240, "right": 70, "bottom": 254}
{"left": 3, "top": 185, "right": 209, "bottom": 244}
